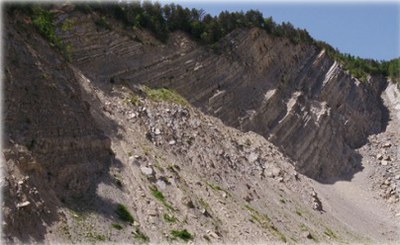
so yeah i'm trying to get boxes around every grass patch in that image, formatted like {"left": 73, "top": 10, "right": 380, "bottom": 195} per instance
{"left": 134, "top": 229, "right": 150, "bottom": 242}
{"left": 206, "top": 182, "right": 224, "bottom": 191}
{"left": 324, "top": 228, "right": 338, "bottom": 239}
{"left": 300, "top": 224, "right": 308, "bottom": 231}
{"left": 300, "top": 224, "right": 319, "bottom": 242}
{"left": 142, "top": 146, "right": 151, "bottom": 156}
{"left": 245, "top": 205, "right": 271, "bottom": 228}
{"left": 245, "top": 204, "right": 286, "bottom": 242}
{"left": 163, "top": 213, "right": 178, "bottom": 223}
{"left": 279, "top": 199, "right": 286, "bottom": 204}
{"left": 61, "top": 18, "right": 76, "bottom": 32}
{"left": 295, "top": 210, "right": 303, "bottom": 216}
{"left": 199, "top": 198, "right": 210, "bottom": 210}
{"left": 170, "top": 229, "right": 194, "bottom": 241}
{"left": 271, "top": 225, "right": 287, "bottom": 243}
{"left": 167, "top": 164, "right": 180, "bottom": 172}
{"left": 116, "top": 204, "right": 134, "bottom": 224}
{"left": 126, "top": 94, "right": 142, "bottom": 106}
{"left": 244, "top": 204, "right": 257, "bottom": 213}
{"left": 85, "top": 231, "right": 107, "bottom": 241}
{"left": 150, "top": 186, "right": 165, "bottom": 201}
{"left": 112, "top": 223, "right": 123, "bottom": 230}
{"left": 95, "top": 234, "right": 106, "bottom": 241}
{"left": 143, "top": 86, "right": 189, "bottom": 106}
{"left": 149, "top": 186, "right": 175, "bottom": 211}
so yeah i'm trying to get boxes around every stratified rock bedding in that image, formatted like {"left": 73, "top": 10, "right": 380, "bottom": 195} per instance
{"left": 3, "top": 5, "right": 398, "bottom": 244}
{"left": 56, "top": 9, "right": 386, "bottom": 179}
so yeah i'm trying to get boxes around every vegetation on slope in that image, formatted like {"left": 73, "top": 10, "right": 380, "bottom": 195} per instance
{"left": 79, "top": 1, "right": 400, "bottom": 84}
{"left": 7, "top": 1, "right": 400, "bottom": 84}
{"left": 7, "top": 4, "right": 73, "bottom": 61}
{"left": 143, "top": 86, "right": 189, "bottom": 106}
{"left": 115, "top": 204, "right": 134, "bottom": 223}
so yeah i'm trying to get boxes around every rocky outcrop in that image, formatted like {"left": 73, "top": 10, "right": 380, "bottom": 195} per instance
{"left": 55, "top": 8, "right": 386, "bottom": 179}
{"left": 3, "top": 7, "right": 399, "bottom": 244}
{"left": 4, "top": 11, "right": 112, "bottom": 209}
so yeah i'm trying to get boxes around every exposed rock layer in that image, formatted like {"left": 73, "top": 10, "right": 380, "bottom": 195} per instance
{"left": 57, "top": 9, "right": 386, "bottom": 179}
{"left": 3, "top": 7, "right": 398, "bottom": 244}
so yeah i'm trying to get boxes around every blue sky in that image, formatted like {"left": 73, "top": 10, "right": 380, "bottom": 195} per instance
{"left": 160, "top": 1, "right": 400, "bottom": 61}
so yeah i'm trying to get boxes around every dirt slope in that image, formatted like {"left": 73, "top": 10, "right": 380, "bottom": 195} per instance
{"left": 313, "top": 83, "right": 400, "bottom": 243}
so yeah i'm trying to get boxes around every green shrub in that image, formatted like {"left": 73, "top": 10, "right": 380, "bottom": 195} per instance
{"left": 149, "top": 186, "right": 175, "bottom": 211}
{"left": 163, "top": 213, "right": 177, "bottom": 223}
{"left": 170, "top": 229, "right": 194, "bottom": 241}
{"left": 112, "top": 223, "right": 123, "bottom": 230}
{"left": 150, "top": 186, "right": 164, "bottom": 201}
{"left": 61, "top": 18, "right": 76, "bottom": 32}
{"left": 116, "top": 204, "right": 134, "bottom": 223}
{"left": 324, "top": 228, "right": 338, "bottom": 239}
{"left": 134, "top": 229, "right": 150, "bottom": 242}
{"left": 143, "top": 87, "right": 189, "bottom": 106}
{"left": 29, "top": 7, "right": 72, "bottom": 61}
{"left": 95, "top": 234, "right": 106, "bottom": 241}
{"left": 127, "top": 95, "right": 142, "bottom": 106}
{"left": 31, "top": 7, "right": 61, "bottom": 47}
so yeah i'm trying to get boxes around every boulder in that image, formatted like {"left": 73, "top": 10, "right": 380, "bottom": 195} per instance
{"left": 141, "top": 166, "right": 154, "bottom": 176}
{"left": 381, "top": 160, "right": 389, "bottom": 166}
{"left": 16, "top": 201, "right": 31, "bottom": 208}
{"left": 156, "top": 179, "right": 166, "bottom": 190}
{"left": 383, "top": 142, "right": 392, "bottom": 148}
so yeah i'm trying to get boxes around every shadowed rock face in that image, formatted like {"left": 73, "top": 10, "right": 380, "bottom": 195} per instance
{"left": 4, "top": 13, "right": 112, "bottom": 202}
{"left": 57, "top": 10, "right": 386, "bottom": 180}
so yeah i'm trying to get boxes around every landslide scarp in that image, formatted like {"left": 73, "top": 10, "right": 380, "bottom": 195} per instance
{"left": 52, "top": 6, "right": 387, "bottom": 180}
{"left": 3, "top": 4, "right": 398, "bottom": 244}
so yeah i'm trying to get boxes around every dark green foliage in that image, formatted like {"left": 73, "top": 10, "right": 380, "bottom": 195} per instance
{"left": 9, "top": 5, "right": 73, "bottom": 61}
{"left": 10, "top": 2, "right": 399, "bottom": 82}
{"left": 80, "top": 1, "right": 397, "bottom": 82}
{"left": 317, "top": 41, "right": 396, "bottom": 82}
{"left": 134, "top": 229, "right": 150, "bottom": 242}
{"left": 170, "top": 229, "right": 194, "bottom": 241}
{"left": 385, "top": 58, "right": 400, "bottom": 84}
{"left": 149, "top": 186, "right": 175, "bottom": 210}
{"left": 31, "top": 7, "right": 62, "bottom": 48}
{"left": 150, "top": 186, "right": 164, "bottom": 201}
{"left": 115, "top": 204, "right": 134, "bottom": 223}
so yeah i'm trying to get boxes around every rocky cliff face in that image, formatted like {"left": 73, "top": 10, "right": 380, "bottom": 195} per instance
{"left": 3, "top": 11, "right": 114, "bottom": 240}
{"left": 55, "top": 8, "right": 386, "bottom": 180}
{"left": 3, "top": 6, "right": 397, "bottom": 244}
